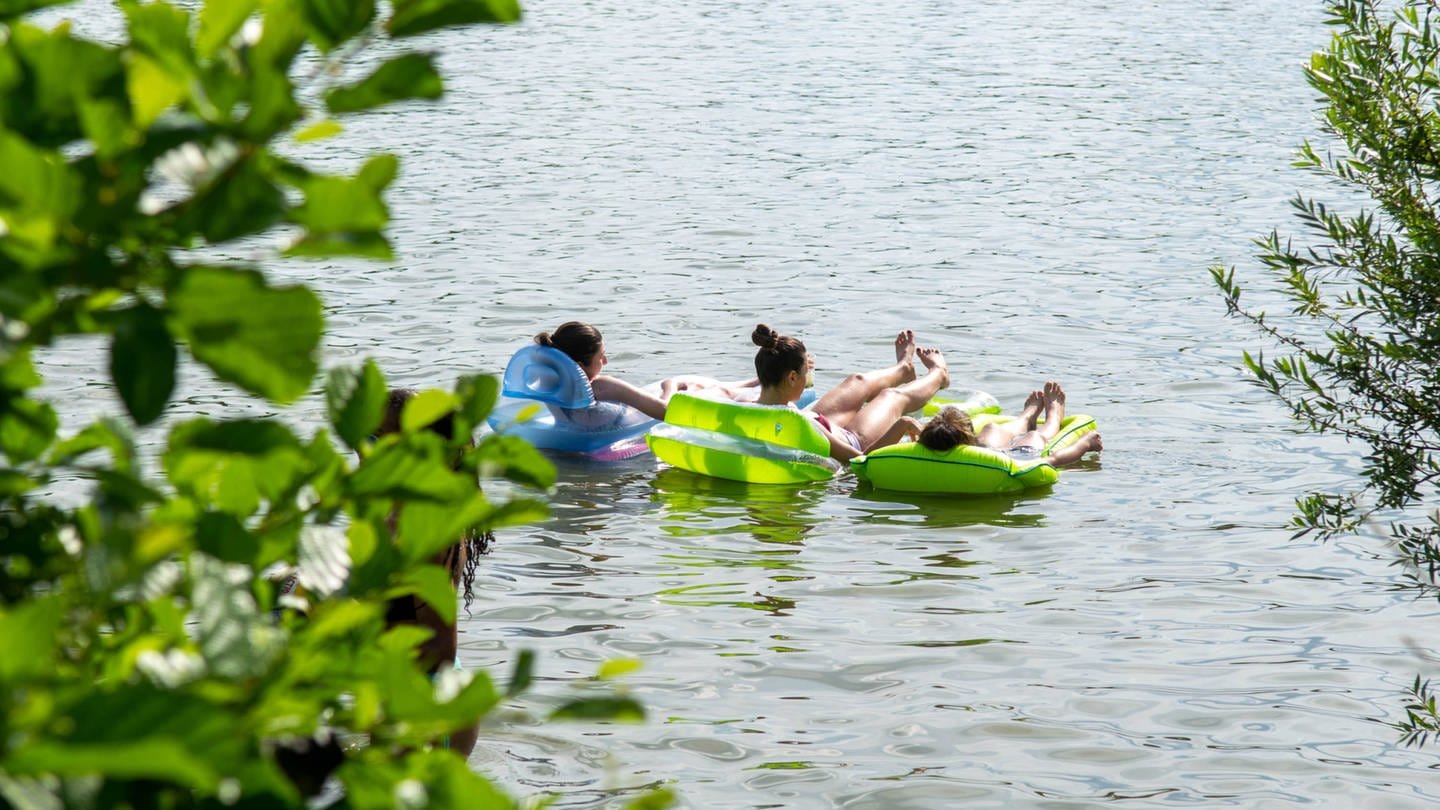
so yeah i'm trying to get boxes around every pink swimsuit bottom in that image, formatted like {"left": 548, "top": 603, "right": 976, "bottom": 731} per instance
{"left": 808, "top": 411, "right": 863, "bottom": 452}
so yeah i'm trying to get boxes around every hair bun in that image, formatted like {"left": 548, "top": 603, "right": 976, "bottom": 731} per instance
{"left": 751, "top": 324, "right": 778, "bottom": 350}
{"left": 534, "top": 332, "right": 553, "bottom": 347}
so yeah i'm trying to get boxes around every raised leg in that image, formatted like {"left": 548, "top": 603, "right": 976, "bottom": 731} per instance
{"left": 847, "top": 347, "right": 951, "bottom": 448}
{"left": 810, "top": 330, "right": 918, "bottom": 422}
{"left": 975, "top": 388, "right": 1044, "bottom": 449}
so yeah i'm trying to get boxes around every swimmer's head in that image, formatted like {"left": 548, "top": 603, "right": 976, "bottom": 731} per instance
{"left": 535, "top": 321, "right": 605, "bottom": 368}
{"left": 917, "top": 406, "right": 975, "bottom": 452}
{"left": 370, "top": 388, "right": 456, "bottom": 445}
{"left": 751, "top": 324, "right": 809, "bottom": 390}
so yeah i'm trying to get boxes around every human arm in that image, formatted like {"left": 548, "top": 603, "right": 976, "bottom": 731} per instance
{"left": 863, "top": 416, "right": 922, "bottom": 453}
{"left": 590, "top": 374, "right": 670, "bottom": 420}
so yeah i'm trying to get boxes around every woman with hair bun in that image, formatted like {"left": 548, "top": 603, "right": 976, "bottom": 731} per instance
{"left": 749, "top": 324, "right": 949, "bottom": 462}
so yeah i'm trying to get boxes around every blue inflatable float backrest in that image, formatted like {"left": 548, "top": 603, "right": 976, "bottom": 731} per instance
{"left": 500, "top": 345, "right": 596, "bottom": 408}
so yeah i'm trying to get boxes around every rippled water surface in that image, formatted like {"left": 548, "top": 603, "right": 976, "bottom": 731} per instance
{"left": 42, "top": 0, "right": 1440, "bottom": 806}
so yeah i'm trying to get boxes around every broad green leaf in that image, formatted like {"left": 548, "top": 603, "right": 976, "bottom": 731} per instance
{"left": 456, "top": 373, "right": 499, "bottom": 429}
{"left": 168, "top": 266, "right": 322, "bottom": 403}
{"left": 401, "top": 389, "right": 458, "bottom": 434}
{"left": 475, "top": 434, "right": 556, "bottom": 489}
{"left": 349, "top": 434, "right": 473, "bottom": 501}
{"left": 110, "top": 304, "right": 176, "bottom": 425}
{"left": 294, "top": 118, "right": 343, "bottom": 142}
{"left": 197, "top": 0, "right": 258, "bottom": 57}
{"left": 48, "top": 418, "right": 136, "bottom": 473}
{"left": 395, "top": 492, "right": 540, "bottom": 562}
{"left": 337, "top": 749, "right": 515, "bottom": 810}
{"left": 549, "top": 696, "right": 646, "bottom": 723}
{"left": 77, "top": 96, "right": 137, "bottom": 159}
{"left": 194, "top": 511, "right": 259, "bottom": 564}
{"left": 393, "top": 495, "right": 485, "bottom": 563}
{"left": 289, "top": 154, "right": 397, "bottom": 232}
{"left": 391, "top": 563, "right": 456, "bottom": 626}
{"left": 289, "top": 174, "right": 388, "bottom": 230}
{"left": 0, "top": 395, "right": 57, "bottom": 463}
{"left": 0, "top": 0, "right": 74, "bottom": 21}
{"left": 300, "top": 598, "right": 383, "bottom": 644}
{"left": 126, "top": 53, "right": 187, "bottom": 128}
{"left": 0, "top": 348, "right": 43, "bottom": 390}
{"left": 3, "top": 23, "right": 124, "bottom": 148}
{"left": 0, "top": 469, "right": 38, "bottom": 497}
{"left": 283, "top": 231, "right": 394, "bottom": 260}
{"left": 0, "top": 131, "right": 81, "bottom": 227}
{"left": 164, "top": 418, "right": 311, "bottom": 515}
{"left": 179, "top": 157, "right": 286, "bottom": 243}
{"left": 239, "top": 54, "right": 300, "bottom": 139}
{"left": 4, "top": 739, "right": 217, "bottom": 789}
{"left": 388, "top": 0, "right": 521, "bottom": 38}
{"left": 298, "top": 0, "right": 376, "bottom": 52}
{"left": 326, "top": 361, "right": 388, "bottom": 450}
{"left": 324, "top": 52, "right": 443, "bottom": 114}
{"left": 473, "top": 495, "right": 548, "bottom": 529}
{"left": 356, "top": 152, "right": 397, "bottom": 190}
{"left": 122, "top": 0, "right": 195, "bottom": 80}
{"left": 0, "top": 595, "right": 61, "bottom": 681}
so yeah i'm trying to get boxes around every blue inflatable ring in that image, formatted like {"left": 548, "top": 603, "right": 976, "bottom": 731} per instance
{"left": 487, "top": 345, "right": 658, "bottom": 459}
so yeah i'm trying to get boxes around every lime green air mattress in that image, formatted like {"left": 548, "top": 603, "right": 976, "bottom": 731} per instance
{"left": 850, "top": 412, "right": 1098, "bottom": 495}
{"left": 646, "top": 393, "right": 840, "bottom": 484}
{"left": 648, "top": 390, "right": 1004, "bottom": 486}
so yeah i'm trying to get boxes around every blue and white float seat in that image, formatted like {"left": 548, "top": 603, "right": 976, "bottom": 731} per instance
{"left": 486, "top": 345, "right": 658, "bottom": 460}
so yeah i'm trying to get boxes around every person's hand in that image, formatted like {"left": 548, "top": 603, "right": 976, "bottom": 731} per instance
{"left": 900, "top": 416, "right": 922, "bottom": 440}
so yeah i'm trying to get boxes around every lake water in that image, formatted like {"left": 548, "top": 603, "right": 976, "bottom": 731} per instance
{"left": 38, "top": 0, "right": 1440, "bottom": 806}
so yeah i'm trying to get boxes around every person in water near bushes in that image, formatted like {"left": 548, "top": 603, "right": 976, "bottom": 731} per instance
{"left": 750, "top": 324, "right": 948, "bottom": 462}
{"left": 374, "top": 388, "right": 491, "bottom": 756}
{"left": 535, "top": 321, "right": 746, "bottom": 420}
{"left": 919, "top": 381, "right": 1104, "bottom": 466}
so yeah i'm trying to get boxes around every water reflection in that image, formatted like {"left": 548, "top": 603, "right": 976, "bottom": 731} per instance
{"left": 649, "top": 467, "right": 824, "bottom": 548}
{"left": 846, "top": 485, "right": 1050, "bottom": 529}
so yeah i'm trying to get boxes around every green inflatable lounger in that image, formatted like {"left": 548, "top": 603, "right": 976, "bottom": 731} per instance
{"left": 850, "top": 411, "right": 1099, "bottom": 495}
{"left": 646, "top": 393, "right": 841, "bottom": 484}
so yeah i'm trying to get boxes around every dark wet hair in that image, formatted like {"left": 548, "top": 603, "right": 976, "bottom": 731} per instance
{"left": 377, "top": 388, "right": 454, "bottom": 440}
{"left": 917, "top": 407, "right": 977, "bottom": 453}
{"left": 535, "top": 321, "right": 603, "bottom": 366}
{"left": 751, "top": 324, "right": 808, "bottom": 387}
{"left": 376, "top": 388, "right": 493, "bottom": 609}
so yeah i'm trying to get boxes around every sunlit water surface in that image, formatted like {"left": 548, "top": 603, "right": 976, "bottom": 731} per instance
{"left": 37, "top": 0, "right": 1440, "bottom": 806}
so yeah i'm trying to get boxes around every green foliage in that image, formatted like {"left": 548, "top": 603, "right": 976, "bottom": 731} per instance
{"left": 1215, "top": 0, "right": 1440, "bottom": 747}
{"left": 1214, "top": 0, "right": 1440, "bottom": 585}
{"left": 0, "top": 0, "right": 674, "bottom": 806}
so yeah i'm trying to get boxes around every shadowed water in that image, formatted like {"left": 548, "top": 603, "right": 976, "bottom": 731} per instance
{"left": 35, "top": 0, "right": 1440, "bottom": 807}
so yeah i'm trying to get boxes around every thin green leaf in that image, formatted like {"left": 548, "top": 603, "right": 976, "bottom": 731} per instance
{"left": 324, "top": 52, "right": 443, "bottom": 114}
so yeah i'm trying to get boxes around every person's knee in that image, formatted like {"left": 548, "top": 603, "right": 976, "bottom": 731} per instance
{"left": 871, "top": 388, "right": 907, "bottom": 408}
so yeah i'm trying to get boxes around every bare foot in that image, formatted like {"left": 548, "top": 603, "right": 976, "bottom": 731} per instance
{"left": 893, "top": 330, "right": 917, "bottom": 382}
{"left": 1021, "top": 389, "right": 1044, "bottom": 430}
{"left": 1041, "top": 381, "right": 1066, "bottom": 439}
{"left": 916, "top": 347, "right": 950, "bottom": 388}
